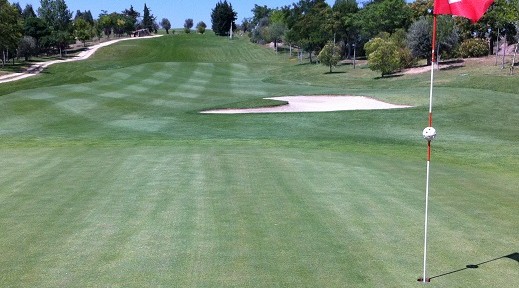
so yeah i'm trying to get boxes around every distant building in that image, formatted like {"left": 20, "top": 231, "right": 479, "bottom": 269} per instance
{"left": 133, "top": 29, "right": 151, "bottom": 37}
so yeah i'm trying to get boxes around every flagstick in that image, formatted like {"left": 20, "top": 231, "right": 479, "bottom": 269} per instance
{"left": 420, "top": 14, "right": 437, "bottom": 284}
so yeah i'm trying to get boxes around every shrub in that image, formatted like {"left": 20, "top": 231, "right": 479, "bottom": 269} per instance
{"left": 458, "top": 38, "right": 489, "bottom": 58}
{"left": 398, "top": 47, "right": 417, "bottom": 69}
{"left": 365, "top": 38, "right": 401, "bottom": 76}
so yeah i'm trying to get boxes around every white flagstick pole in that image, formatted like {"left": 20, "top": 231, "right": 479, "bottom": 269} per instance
{"left": 420, "top": 14, "right": 438, "bottom": 284}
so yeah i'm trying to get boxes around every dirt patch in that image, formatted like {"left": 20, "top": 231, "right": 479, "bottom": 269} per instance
{"left": 400, "top": 60, "right": 465, "bottom": 75}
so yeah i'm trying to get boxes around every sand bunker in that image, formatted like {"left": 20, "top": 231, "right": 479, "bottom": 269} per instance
{"left": 201, "top": 96, "right": 412, "bottom": 114}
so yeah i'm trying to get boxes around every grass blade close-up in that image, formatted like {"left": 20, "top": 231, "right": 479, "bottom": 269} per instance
{"left": 0, "top": 33, "right": 517, "bottom": 287}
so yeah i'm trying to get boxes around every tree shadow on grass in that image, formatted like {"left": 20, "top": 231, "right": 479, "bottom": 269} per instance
{"left": 374, "top": 74, "right": 403, "bottom": 80}
{"left": 429, "top": 252, "right": 519, "bottom": 280}
{"left": 324, "top": 71, "right": 347, "bottom": 75}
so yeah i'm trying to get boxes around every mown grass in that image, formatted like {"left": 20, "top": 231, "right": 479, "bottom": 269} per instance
{"left": 0, "top": 33, "right": 517, "bottom": 287}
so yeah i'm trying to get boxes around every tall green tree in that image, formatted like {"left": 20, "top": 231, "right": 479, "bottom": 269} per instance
{"left": 333, "top": 0, "right": 359, "bottom": 58}
{"left": 38, "top": 0, "right": 73, "bottom": 57}
{"left": 211, "top": 1, "right": 237, "bottom": 36}
{"left": 98, "top": 12, "right": 113, "bottom": 38}
{"left": 21, "top": 4, "right": 37, "bottom": 19}
{"left": 251, "top": 4, "right": 271, "bottom": 27}
{"left": 0, "top": 0, "right": 23, "bottom": 66}
{"left": 142, "top": 4, "right": 155, "bottom": 32}
{"left": 24, "top": 16, "right": 50, "bottom": 51}
{"left": 286, "top": 0, "right": 333, "bottom": 63}
{"left": 17, "top": 36, "right": 37, "bottom": 61}
{"left": 73, "top": 17, "right": 92, "bottom": 46}
{"left": 355, "top": 0, "right": 412, "bottom": 40}
{"left": 407, "top": 16, "right": 459, "bottom": 65}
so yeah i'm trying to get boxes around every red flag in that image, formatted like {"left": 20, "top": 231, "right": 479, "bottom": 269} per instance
{"left": 434, "top": 0, "right": 494, "bottom": 23}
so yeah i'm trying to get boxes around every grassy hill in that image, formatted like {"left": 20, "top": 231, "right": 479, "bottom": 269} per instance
{"left": 0, "top": 33, "right": 517, "bottom": 287}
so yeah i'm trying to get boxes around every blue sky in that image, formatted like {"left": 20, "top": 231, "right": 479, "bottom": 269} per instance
{"left": 12, "top": 0, "right": 335, "bottom": 29}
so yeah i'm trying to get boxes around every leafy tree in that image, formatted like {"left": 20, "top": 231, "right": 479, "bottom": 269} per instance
{"left": 122, "top": 5, "right": 139, "bottom": 32}
{"left": 318, "top": 41, "right": 341, "bottom": 72}
{"left": 38, "top": 0, "right": 72, "bottom": 32}
{"left": 407, "top": 16, "right": 458, "bottom": 65}
{"left": 211, "top": 0, "right": 237, "bottom": 36}
{"left": 250, "top": 16, "right": 269, "bottom": 43}
{"left": 435, "top": 16, "right": 459, "bottom": 59}
{"left": 113, "top": 16, "right": 126, "bottom": 37}
{"left": 355, "top": 0, "right": 412, "bottom": 40}
{"left": 38, "top": 0, "right": 73, "bottom": 57}
{"left": 333, "top": 0, "right": 359, "bottom": 58}
{"left": 24, "top": 16, "right": 50, "bottom": 52}
{"left": 241, "top": 18, "right": 252, "bottom": 33}
{"left": 122, "top": 5, "right": 140, "bottom": 20}
{"left": 251, "top": 4, "right": 271, "bottom": 27}
{"left": 73, "top": 17, "right": 92, "bottom": 46}
{"left": 184, "top": 18, "right": 194, "bottom": 33}
{"left": 267, "top": 22, "right": 286, "bottom": 51}
{"left": 285, "top": 0, "right": 333, "bottom": 63}
{"left": 17, "top": 36, "right": 37, "bottom": 60}
{"left": 365, "top": 37, "right": 401, "bottom": 76}
{"left": 408, "top": 0, "right": 433, "bottom": 21}
{"left": 93, "top": 19, "right": 103, "bottom": 40}
{"left": 0, "top": 0, "right": 23, "bottom": 66}
{"left": 98, "top": 13, "right": 113, "bottom": 38}
{"left": 270, "top": 9, "right": 285, "bottom": 24}
{"left": 480, "top": 0, "right": 518, "bottom": 55}
{"left": 406, "top": 17, "right": 431, "bottom": 63}
{"left": 161, "top": 18, "right": 171, "bottom": 34}
{"left": 196, "top": 21, "right": 207, "bottom": 34}
{"left": 106, "top": 13, "right": 135, "bottom": 37}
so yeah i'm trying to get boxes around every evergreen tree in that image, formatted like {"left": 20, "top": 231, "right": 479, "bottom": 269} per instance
{"left": 211, "top": 1, "right": 237, "bottom": 36}
{"left": 142, "top": 4, "right": 155, "bottom": 32}
{"left": 22, "top": 4, "right": 37, "bottom": 19}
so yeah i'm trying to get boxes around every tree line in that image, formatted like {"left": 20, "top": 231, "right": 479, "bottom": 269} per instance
{"left": 0, "top": 0, "right": 167, "bottom": 67}
{"left": 238, "top": 0, "right": 519, "bottom": 75}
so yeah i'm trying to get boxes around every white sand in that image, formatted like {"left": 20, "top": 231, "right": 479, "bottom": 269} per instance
{"left": 201, "top": 96, "right": 412, "bottom": 114}
{"left": 0, "top": 35, "right": 162, "bottom": 84}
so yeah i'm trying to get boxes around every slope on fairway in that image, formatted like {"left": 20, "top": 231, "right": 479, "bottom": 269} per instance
{"left": 0, "top": 34, "right": 517, "bottom": 287}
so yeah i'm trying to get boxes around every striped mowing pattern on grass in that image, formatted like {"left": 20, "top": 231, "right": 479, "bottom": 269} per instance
{"left": 0, "top": 34, "right": 517, "bottom": 287}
